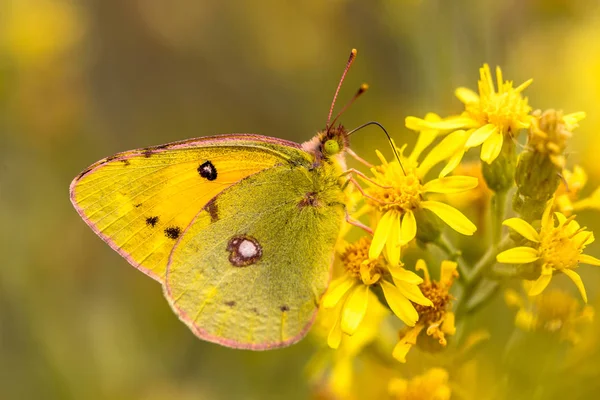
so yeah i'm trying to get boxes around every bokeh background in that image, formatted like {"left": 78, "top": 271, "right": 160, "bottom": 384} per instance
{"left": 2, "top": 0, "right": 600, "bottom": 398}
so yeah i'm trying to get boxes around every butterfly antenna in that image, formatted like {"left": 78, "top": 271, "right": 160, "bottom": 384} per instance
{"left": 329, "top": 83, "right": 369, "bottom": 129}
{"left": 326, "top": 48, "right": 358, "bottom": 130}
{"left": 346, "top": 121, "right": 407, "bottom": 175}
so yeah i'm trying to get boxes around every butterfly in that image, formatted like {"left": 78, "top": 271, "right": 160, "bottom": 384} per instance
{"left": 70, "top": 49, "right": 368, "bottom": 350}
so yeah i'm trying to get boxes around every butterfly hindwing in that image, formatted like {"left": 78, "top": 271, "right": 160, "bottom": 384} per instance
{"left": 165, "top": 163, "right": 347, "bottom": 349}
{"left": 70, "top": 135, "right": 310, "bottom": 281}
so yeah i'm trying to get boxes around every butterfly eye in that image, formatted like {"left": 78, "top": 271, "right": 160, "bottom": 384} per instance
{"left": 323, "top": 139, "right": 340, "bottom": 156}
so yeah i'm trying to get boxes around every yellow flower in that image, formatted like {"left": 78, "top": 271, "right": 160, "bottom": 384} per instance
{"left": 393, "top": 260, "right": 458, "bottom": 363}
{"left": 388, "top": 368, "right": 451, "bottom": 400}
{"left": 322, "top": 238, "right": 432, "bottom": 349}
{"left": 366, "top": 149, "right": 478, "bottom": 266}
{"left": 554, "top": 165, "right": 600, "bottom": 215}
{"left": 497, "top": 199, "right": 600, "bottom": 302}
{"left": 406, "top": 63, "right": 533, "bottom": 166}
{"left": 505, "top": 288, "right": 594, "bottom": 344}
{"left": 308, "top": 290, "right": 389, "bottom": 400}
{"left": 528, "top": 109, "right": 586, "bottom": 168}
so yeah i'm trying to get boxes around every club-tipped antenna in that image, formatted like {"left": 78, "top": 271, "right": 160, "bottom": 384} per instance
{"left": 326, "top": 48, "right": 358, "bottom": 129}
{"left": 346, "top": 121, "right": 406, "bottom": 175}
{"left": 329, "top": 83, "right": 369, "bottom": 130}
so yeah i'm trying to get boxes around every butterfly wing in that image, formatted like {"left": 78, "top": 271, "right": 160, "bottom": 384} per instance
{"left": 70, "top": 134, "right": 310, "bottom": 281}
{"left": 165, "top": 162, "right": 347, "bottom": 349}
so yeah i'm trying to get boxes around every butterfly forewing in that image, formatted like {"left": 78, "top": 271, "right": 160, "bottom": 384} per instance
{"left": 70, "top": 135, "right": 308, "bottom": 281}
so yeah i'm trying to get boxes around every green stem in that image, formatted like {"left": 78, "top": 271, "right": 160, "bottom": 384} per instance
{"left": 434, "top": 234, "right": 468, "bottom": 284}
{"left": 491, "top": 191, "right": 508, "bottom": 248}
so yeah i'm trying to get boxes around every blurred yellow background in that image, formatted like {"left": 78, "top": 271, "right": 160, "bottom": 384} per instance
{"left": 2, "top": 0, "right": 600, "bottom": 398}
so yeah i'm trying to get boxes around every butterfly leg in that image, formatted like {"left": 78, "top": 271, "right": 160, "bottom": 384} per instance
{"left": 346, "top": 177, "right": 389, "bottom": 205}
{"left": 345, "top": 211, "right": 373, "bottom": 235}
{"left": 341, "top": 168, "right": 392, "bottom": 189}
{"left": 346, "top": 148, "right": 373, "bottom": 168}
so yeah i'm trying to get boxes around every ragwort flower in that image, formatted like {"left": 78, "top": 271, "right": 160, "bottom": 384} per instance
{"left": 365, "top": 149, "right": 477, "bottom": 266}
{"left": 406, "top": 64, "right": 533, "bottom": 166}
{"left": 554, "top": 165, "right": 600, "bottom": 215}
{"left": 505, "top": 288, "right": 594, "bottom": 344}
{"left": 393, "top": 260, "right": 458, "bottom": 363}
{"left": 322, "top": 237, "right": 432, "bottom": 349}
{"left": 388, "top": 368, "right": 451, "bottom": 400}
{"left": 497, "top": 199, "right": 600, "bottom": 302}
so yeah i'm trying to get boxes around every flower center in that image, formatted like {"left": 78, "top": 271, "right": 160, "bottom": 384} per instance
{"left": 539, "top": 228, "right": 581, "bottom": 270}
{"left": 367, "top": 163, "right": 423, "bottom": 213}
{"left": 340, "top": 237, "right": 385, "bottom": 285}
{"left": 413, "top": 282, "right": 452, "bottom": 325}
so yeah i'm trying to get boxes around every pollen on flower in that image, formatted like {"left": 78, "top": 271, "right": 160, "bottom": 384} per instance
{"left": 367, "top": 161, "right": 423, "bottom": 213}
{"left": 538, "top": 223, "right": 585, "bottom": 270}
{"left": 414, "top": 281, "right": 453, "bottom": 327}
{"left": 528, "top": 109, "right": 585, "bottom": 168}
{"left": 341, "top": 237, "right": 385, "bottom": 284}
{"left": 464, "top": 64, "right": 532, "bottom": 136}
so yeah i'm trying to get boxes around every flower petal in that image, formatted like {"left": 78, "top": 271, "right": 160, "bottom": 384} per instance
{"left": 496, "top": 247, "right": 540, "bottom": 264}
{"left": 455, "top": 87, "right": 480, "bottom": 104}
{"left": 466, "top": 124, "right": 497, "bottom": 148}
{"left": 322, "top": 276, "right": 356, "bottom": 308}
{"left": 418, "top": 130, "right": 469, "bottom": 177}
{"left": 579, "top": 254, "right": 600, "bottom": 266}
{"left": 392, "top": 325, "right": 424, "bottom": 363}
{"left": 385, "top": 213, "right": 402, "bottom": 267}
{"left": 380, "top": 280, "right": 419, "bottom": 326}
{"left": 480, "top": 132, "right": 503, "bottom": 164}
{"left": 400, "top": 210, "right": 417, "bottom": 244}
{"left": 562, "top": 269, "right": 588, "bottom": 303}
{"left": 369, "top": 211, "right": 395, "bottom": 259}
{"left": 502, "top": 218, "right": 540, "bottom": 242}
{"left": 439, "top": 149, "right": 465, "bottom": 178}
{"left": 405, "top": 115, "right": 474, "bottom": 131}
{"left": 423, "top": 176, "right": 479, "bottom": 194}
{"left": 341, "top": 285, "right": 370, "bottom": 335}
{"left": 388, "top": 265, "right": 424, "bottom": 285}
{"left": 394, "top": 280, "right": 433, "bottom": 307}
{"left": 528, "top": 273, "right": 552, "bottom": 297}
{"left": 421, "top": 201, "right": 477, "bottom": 235}
{"left": 327, "top": 314, "right": 343, "bottom": 349}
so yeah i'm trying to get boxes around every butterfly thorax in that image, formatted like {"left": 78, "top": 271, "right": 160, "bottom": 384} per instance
{"left": 301, "top": 124, "right": 349, "bottom": 172}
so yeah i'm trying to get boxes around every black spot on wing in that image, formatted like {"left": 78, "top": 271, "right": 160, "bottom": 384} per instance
{"left": 224, "top": 301, "right": 236, "bottom": 307}
{"left": 121, "top": 159, "right": 131, "bottom": 166}
{"left": 198, "top": 161, "right": 217, "bottom": 181}
{"left": 280, "top": 305, "right": 290, "bottom": 312}
{"left": 142, "top": 148, "right": 154, "bottom": 158}
{"left": 145, "top": 216, "right": 159, "bottom": 227}
{"left": 134, "top": 203, "right": 142, "bottom": 208}
{"left": 164, "top": 226, "right": 181, "bottom": 239}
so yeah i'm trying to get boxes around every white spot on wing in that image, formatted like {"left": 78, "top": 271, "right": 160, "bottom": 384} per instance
{"left": 238, "top": 239, "right": 258, "bottom": 258}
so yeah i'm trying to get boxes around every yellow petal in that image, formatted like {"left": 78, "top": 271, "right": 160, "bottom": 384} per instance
{"left": 528, "top": 273, "right": 552, "bottom": 297}
{"left": 421, "top": 201, "right": 477, "bottom": 235}
{"left": 400, "top": 210, "right": 417, "bottom": 244}
{"left": 415, "top": 259, "right": 430, "bottom": 282}
{"left": 562, "top": 269, "right": 588, "bottom": 303}
{"left": 455, "top": 87, "right": 480, "bottom": 104}
{"left": 496, "top": 247, "right": 540, "bottom": 264}
{"left": 322, "top": 276, "right": 356, "bottom": 308}
{"left": 385, "top": 213, "right": 401, "bottom": 267}
{"left": 394, "top": 280, "right": 433, "bottom": 307}
{"left": 341, "top": 285, "right": 369, "bottom": 335}
{"left": 541, "top": 198, "right": 554, "bottom": 230}
{"left": 418, "top": 130, "right": 468, "bottom": 177}
{"left": 327, "top": 314, "right": 343, "bottom": 349}
{"left": 440, "top": 260, "right": 458, "bottom": 287}
{"left": 423, "top": 176, "right": 478, "bottom": 193}
{"left": 466, "top": 124, "right": 497, "bottom": 148}
{"left": 502, "top": 218, "right": 540, "bottom": 242}
{"left": 388, "top": 265, "right": 424, "bottom": 285}
{"left": 504, "top": 289, "right": 524, "bottom": 309}
{"left": 579, "top": 254, "right": 600, "bottom": 266}
{"left": 392, "top": 325, "right": 424, "bottom": 363}
{"left": 441, "top": 312, "right": 456, "bottom": 335}
{"left": 515, "top": 309, "right": 536, "bottom": 331}
{"left": 405, "top": 115, "right": 474, "bottom": 131}
{"left": 380, "top": 280, "right": 419, "bottom": 326}
{"left": 480, "top": 131, "right": 503, "bottom": 164}
{"left": 369, "top": 211, "right": 396, "bottom": 259}
{"left": 439, "top": 149, "right": 465, "bottom": 178}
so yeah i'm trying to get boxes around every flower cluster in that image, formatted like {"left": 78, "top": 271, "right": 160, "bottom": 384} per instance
{"left": 309, "top": 62, "right": 599, "bottom": 399}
